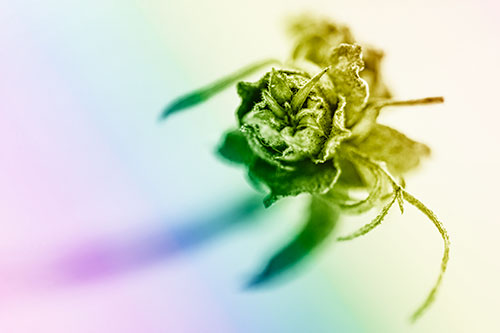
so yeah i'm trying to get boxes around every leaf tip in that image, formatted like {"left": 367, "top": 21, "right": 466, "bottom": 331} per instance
{"left": 244, "top": 273, "right": 267, "bottom": 289}
{"left": 263, "top": 194, "right": 278, "bottom": 208}
{"left": 158, "top": 108, "right": 171, "bottom": 122}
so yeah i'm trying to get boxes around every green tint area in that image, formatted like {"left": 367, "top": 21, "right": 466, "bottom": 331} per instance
{"left": 162, "top": 14, "right": 448, "bottom": 323}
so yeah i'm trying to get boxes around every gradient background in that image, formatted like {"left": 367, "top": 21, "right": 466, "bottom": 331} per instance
{"left": 1, "top": 0, "right": 499, "bottom": 332}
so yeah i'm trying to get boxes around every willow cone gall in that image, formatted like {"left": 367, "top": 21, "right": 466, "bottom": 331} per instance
{"left": 162, "top": 15, "right": 449, "bottom": 323}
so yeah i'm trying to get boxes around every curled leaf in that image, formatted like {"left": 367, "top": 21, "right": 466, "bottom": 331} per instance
{"left": 330, "top": 162, "right": 385, "bottom": 215}
{"left": 217, "top": 129, "right": 255, "bottom": 165}
{"left": 350, "top": 96, "right": 444, "bottom": 140}
{"left": 327, "top": 44, "right": 369, "bottom": 126}
{"left": 315, "top": 96, "right": 350, "bottom": 163}
{"left": 161, "top": 59, "right": 278, "bottom": 119}
{"left": 336, "top": 189, "right": 399, "bottom": 241}
{"left": 355, "top": 124, "right": 431, "bottom": 175}
{"left": 247, "top": 196, "right": 340, "bottom": 287}
{"left": 162, "top": 15, "right": 448, "bottom": 323}
{"left": 249, "top": 157, "right": 340, "bottom": 207}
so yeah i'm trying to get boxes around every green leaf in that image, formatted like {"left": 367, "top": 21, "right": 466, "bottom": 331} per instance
{"left": 360, "top": 47, "right": 392, "bottom": 99}
{"left": 348, "top": 101, "right": 382, "bottom": 140}
{"left": 335, "top": 157, "right": 366, "bottom": 188}
{"left": 248, "top": 158, "right": 340, "bottom": 207}
{"left": 323, "top": 148, "right": 390, "bottom": 215}
{"left": 290, "top": 66, "right": 330, "bottom": 112}
{"left": 315, "top": 96, "right": 351, "bottom": 163}
{"left": 236, "top": 73, "right": 271, "bottom": 123}
{"left": 355, "top": 124, "right": 431, "bottom": 175}
{"left": 262, "top": 90, "right": 286, "bottom": 119}
{"left": 240, "top": 123, "right": 291, "bottom": 169}
{"left": 161, "top": 59, "right": 277, "bottom": 119}
{"left": 327, "top": 44, "right": 369, "bottom": 126}
{"left": 336, "top": 189, "right": 398, "bottom": 241}
{"left": 288, "top": 15, "right": 393, "bottom": 100}
{"left": 247, "top": 196, "right": 340, "bottom": 287}
{"left": 330, "top": 163, "right": 385, "bottom": 215}
{"left": 350, "top": 96, "right": 444, "bottom": 140}
{"left": 217, "top": 129, "right": 255, "bottom": 165}
{"left": 268, "top": 69, "right": 293, "bottom": 104}
{"left": 218, "top": 129, "right": 341, "bottom": 207}
{"left": 288, "top": 15, "right": 355, "bottom": 65}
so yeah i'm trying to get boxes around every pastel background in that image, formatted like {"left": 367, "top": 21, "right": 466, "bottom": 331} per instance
{"left": 1, "top": 0, "right": 499, "bottom": 332}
